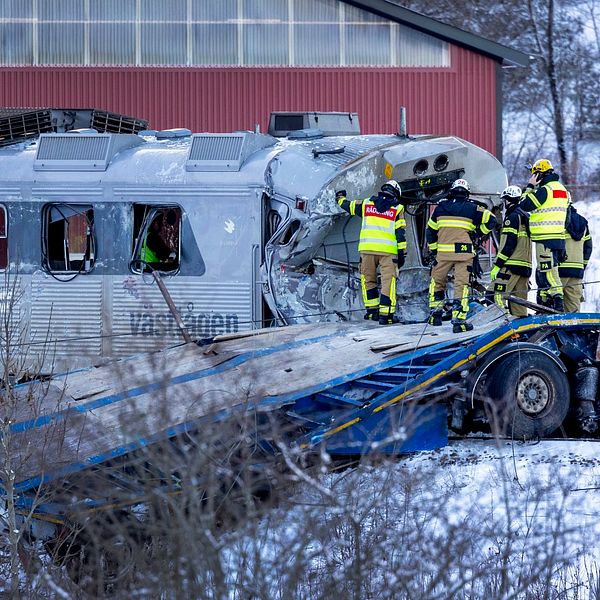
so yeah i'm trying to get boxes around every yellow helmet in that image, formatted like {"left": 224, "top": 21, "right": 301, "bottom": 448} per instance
{"left": 531, "top": 159, "right": 553, "bottom": 174}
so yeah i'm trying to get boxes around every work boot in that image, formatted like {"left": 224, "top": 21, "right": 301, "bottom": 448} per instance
{"left": 379, "top": 313, "right": 400, "bottom": 325}
{"left": 552, "top": 295, "right": 565, "bottom": 313}
{"left": 364, "top": 308, "right": 379, "bottom": 321}
{"left": 427, "top": 311, "right": 443, "bottom": 326}
{"left": 452, "top": 319, "right": 474, "bottom": 333}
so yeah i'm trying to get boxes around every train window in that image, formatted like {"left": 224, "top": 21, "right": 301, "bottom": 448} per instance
{"left": 278, "top": 220, "right": 301, "bottom": 246}
{"left": 130, "top": 205, "right": 181, "bottom": 274}
{"left": 0, "top": 206, "right": 7, "bottom": 271}
{"left": 42, "top": 204, "right": 95, "bottom": 274}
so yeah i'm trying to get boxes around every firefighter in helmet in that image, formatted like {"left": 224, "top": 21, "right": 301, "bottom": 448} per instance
{"left": 426, "top": 178, "right": 497, "bottom": 333}
{"left": 558, "top": 193, "right": 592, "bottom": 313}
{"left": 519, "top": 159, "right": 569, "bottom": 312}
{"left": 336, "top": 180, "right": 406, "bottom": 325}
{"left": 489, "top": 185, "right": 531, "bottom": 317}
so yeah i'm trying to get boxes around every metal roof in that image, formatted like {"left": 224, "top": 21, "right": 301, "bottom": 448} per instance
{"left": 343, "top": 0, "right": 530, "bottom": 67}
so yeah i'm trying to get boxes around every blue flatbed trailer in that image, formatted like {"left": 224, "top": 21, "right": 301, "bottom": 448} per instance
{"left": 4, "top": 307, "right": 600, "bottom": 532}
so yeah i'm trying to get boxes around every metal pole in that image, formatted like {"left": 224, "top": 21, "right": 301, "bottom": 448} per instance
{"left": 152, "top": 271, "right": 192, "bottom": 343}
{"left": 399, "top": 106, "right": 407, "bottom": 137}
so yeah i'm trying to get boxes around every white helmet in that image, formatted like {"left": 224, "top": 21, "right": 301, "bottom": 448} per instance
{"left": 450, "top": 178, "right": 470, "bottom": 193}
{"left": 381, "top": 179, "right": 401, "bottom": 200}
{"left": 500, "top": 185, "right": 522, "bottom": 200}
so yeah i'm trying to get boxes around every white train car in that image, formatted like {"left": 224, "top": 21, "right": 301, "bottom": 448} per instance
{"left": 0, "top": 109, "right": 507, "bottom": 373}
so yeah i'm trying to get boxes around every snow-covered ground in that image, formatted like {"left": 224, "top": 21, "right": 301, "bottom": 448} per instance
{"left": 217, "top": 438, "right": 600, "bottom": 599}
{"left": 580, "top": 197, "right": 600, "bottom": 311}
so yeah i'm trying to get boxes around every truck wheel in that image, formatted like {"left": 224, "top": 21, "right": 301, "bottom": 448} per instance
{"left": 485, "top": 350, "right": 569, "bottom": 439}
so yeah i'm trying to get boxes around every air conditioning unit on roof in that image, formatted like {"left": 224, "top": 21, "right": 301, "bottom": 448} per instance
{"left": 268, "top": 112, "right": 360, "bottom": 137}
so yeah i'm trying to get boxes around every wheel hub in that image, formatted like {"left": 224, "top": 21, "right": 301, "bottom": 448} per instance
{"left": 516, "top": 374, "right": 550, "bottom": 415}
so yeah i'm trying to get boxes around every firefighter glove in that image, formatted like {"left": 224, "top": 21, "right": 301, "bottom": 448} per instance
{"left": 335, "top": 190, "right": 347, "bottom": 200}
{"left": 490, "top": 265, "right": 499, "bottom": 281}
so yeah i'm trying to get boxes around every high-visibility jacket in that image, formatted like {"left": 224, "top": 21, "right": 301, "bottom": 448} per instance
{"left": 494, "top": 206, "right": 532, "bottom": 277}
{"left": 559, "top": 206, "right": 592, "bottom": 279}
{"left": 426, "top": 197, "right": 496, "bottom": 258}
{"left": 140, "top": 236, "right": 159, "bottom": 263}
{"left": 338, "top": 195, "right": 406, "bottom": 255}
{"left": 520, "top": 174, "right": 568, "bottom": 247}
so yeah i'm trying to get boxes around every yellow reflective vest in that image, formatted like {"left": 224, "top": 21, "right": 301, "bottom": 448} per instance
{"left": 140, "top": 236, "right": 159, "bottom": 263}
{"left": 357, "top": 199, "right": 406, "bottom": 254}
{"left": 525, "top": 181, "right": 568, "bottom": 242}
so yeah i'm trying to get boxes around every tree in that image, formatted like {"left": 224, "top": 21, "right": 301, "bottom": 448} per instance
{"left": 398, "top": 0, "right": 600, "bottom": 190}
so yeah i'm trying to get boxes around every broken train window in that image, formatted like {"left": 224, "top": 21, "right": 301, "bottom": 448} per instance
{"left": 42, "top": 204, "right": 95, "bottom": 274}
{"left": 130, "top": 205, "right": 181, "bottom": 274}
{"left": 0, "top": 205, "right": 7, "bottom": 270}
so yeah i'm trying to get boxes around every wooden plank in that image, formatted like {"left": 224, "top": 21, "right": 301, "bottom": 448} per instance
{"left": 380, "top": 320, "right": 499, "bottom": 356}
{"left": 369, "top": 341, "right": 414, "bottom": 352}
{"left": 506, "top": 295, "right": 559, "bottom": 314}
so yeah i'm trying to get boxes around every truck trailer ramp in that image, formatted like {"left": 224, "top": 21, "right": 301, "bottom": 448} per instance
{"left": 5, "top": 306, "right": 600, "bottom": 522}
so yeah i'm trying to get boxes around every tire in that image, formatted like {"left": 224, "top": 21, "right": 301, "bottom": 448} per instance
{"left": 485, "top": 350, "right": 570, "bottom": 439}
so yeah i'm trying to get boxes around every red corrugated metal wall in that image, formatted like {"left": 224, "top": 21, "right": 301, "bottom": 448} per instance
{"left": 0, "top": 46, "right": 498, "bottom": 154}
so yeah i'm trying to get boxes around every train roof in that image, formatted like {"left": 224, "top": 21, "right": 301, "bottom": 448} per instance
{"left": 0, "top": 130, "right": 448, "bottom": 194}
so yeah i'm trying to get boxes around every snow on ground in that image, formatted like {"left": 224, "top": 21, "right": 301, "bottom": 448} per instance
{"left": 580, "top": 196, "right": 600, "bottom": 311}
{"left": 223, "top": 438, "right": 600, "bottom": 598}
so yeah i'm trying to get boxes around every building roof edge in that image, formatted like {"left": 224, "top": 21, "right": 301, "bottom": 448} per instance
{"left": 342, "top": 0, "right": 530, "bottom": 67}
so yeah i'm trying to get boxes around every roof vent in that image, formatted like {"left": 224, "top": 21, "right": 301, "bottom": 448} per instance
{"left": 34, "top": 133, "right": 143, "bottom": 171}
{"left": 186, "top": 132, "right": 276, "bottom": 172}
{"left": 268, "top": 112, "right": 360, "bottom": 137}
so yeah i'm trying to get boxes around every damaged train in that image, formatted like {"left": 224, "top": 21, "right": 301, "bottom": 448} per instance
{"left": 0, "top": 108, "right": 507, "bottom": 373}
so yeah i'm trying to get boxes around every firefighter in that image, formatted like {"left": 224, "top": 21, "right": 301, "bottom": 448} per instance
{"left": 335, "top": 181, "right": 406, "bottom": 325}
{"left": 558, "top": 195, "right": 592, "bottom": 312}
{"left": 139, "top": 211, "right": 176, "bottom": 271}
{"left": 519, "top": 159, "right": 569, "bottom": 312}
{"left": 426, "top": 178, "right": 496, "bottom": 333}
{"left": 489, "top": 185, "right": 531, "bottom": 317}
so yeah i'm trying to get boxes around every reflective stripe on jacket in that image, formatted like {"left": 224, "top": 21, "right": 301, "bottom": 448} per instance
{"left": 559, "top": 227, "right": 592, "bottom": 279}
{"left": 426, "top": 198, "right": 496, "bottom": 255}
{"left": 494, "top": 207, "right": 532, "bottom": 277}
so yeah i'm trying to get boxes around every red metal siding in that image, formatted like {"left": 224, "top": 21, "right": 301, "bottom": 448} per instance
{"left": 0, "top": 46, "right": 498, "bottom": 154}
